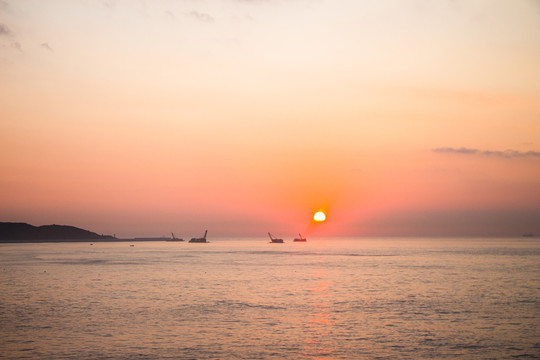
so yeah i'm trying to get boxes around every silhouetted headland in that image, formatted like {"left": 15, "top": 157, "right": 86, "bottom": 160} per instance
{"left": 0, "top": 222, "right": 115, "bottom": 243}
{"left": 0, "top": 222, "right": 195, "bottom": 243}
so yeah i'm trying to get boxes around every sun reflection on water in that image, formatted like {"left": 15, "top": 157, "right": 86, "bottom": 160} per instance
{"left": 302, "top": 271, "right": 336, "bottom": 359}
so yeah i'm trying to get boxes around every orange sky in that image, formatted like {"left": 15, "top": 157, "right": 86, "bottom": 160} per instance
{"left": 1, "top": 0, "right": 539, "bottom": 237}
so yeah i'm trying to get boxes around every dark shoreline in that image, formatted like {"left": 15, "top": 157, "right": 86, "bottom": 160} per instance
{"left": 0, "top": 238, "right": 174, "bottom": 244}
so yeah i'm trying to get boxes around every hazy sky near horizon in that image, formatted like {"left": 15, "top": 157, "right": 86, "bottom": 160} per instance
{"left": 1, "top": 0, "right": 539, "bottom": 237}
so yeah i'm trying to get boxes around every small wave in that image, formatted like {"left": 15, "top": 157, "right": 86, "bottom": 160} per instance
{"left": 234, "top": 250, "right": 397, "bottom": 257}
{"left": 47, "top": 259, "right": 150, "bottom": 266}
{"left": 214, "top": 300, "right": 285, "bottom": 310}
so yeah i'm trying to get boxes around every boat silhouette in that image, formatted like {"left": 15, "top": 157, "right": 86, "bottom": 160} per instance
{"left": 189, "top": 230, "right": 208, "bottom": 243}
{"left": 293, "top": 233, "right": 306, "bottom": 242}
{"left": 268, "top": 232, "right": 284, "bottom": 243}
{"left": 166, "top": 233, "right": 184, "bottom": 242}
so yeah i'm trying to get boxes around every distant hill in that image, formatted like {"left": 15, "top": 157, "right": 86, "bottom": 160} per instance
{"left": 0, "top": 222, "right": 114, "bottom": 242}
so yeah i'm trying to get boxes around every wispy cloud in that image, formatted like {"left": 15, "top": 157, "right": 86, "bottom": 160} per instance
{"left": 433, "top": 147, "right": 540, "bottom": 158}
{"left": 40, "top": 42, "right": 54, "bottom": 52}
{"left": 185, "top": 11, "right": 215, "bottom": 23}
{"left": 0, "top": 23, "right": 21, "bottom": 52}
{"left": 234, "top": 0, "right": 273, "bottom": 2}
{"left": 101, "top": 0, "right": 115, "bottom": 9}
{"left": 0, "top": 23, "right": 13, "bottom": 37}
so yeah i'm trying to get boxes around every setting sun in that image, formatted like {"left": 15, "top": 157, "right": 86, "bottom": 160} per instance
{"left": 313, "top": 211, "right": 326, "bottom": 222}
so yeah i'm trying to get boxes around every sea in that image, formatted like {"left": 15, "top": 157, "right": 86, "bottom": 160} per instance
{"left": 1, "top": 238, "right": 539, "bottom": 359}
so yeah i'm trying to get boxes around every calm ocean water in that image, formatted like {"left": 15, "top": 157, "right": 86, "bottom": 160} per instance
{"left": 1, "top": 238, "right": 539, "bottom": 359}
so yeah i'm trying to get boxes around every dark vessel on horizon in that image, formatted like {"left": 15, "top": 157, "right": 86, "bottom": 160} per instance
{"left": 268, "top": 232, "right": 284, "bottom": 243}
{"left": 166, "top": 233, "right": 184, "bottom": 242}
{"left": 189, "top": 230, "right": 208, "bottom": 243}
{"left": 293, "top": 233, "right": 306, "bottom": 242}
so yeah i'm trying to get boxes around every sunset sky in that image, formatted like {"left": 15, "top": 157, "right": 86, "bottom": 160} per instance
{"left": 1, "top": 0, "right": 539, "bottom": 238}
